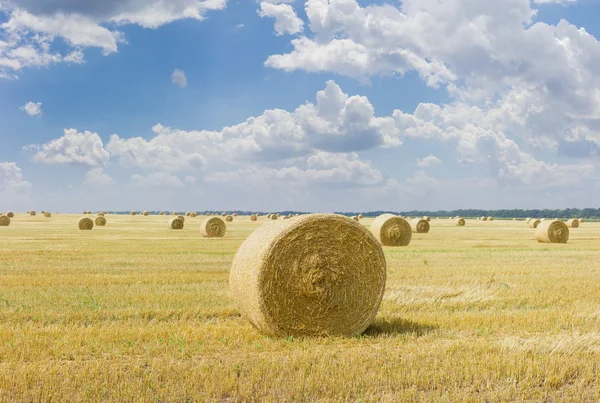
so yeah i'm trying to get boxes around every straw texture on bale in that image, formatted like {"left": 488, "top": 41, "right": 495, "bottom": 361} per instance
{"left": 44, "top": 212, "right": 51, "bottom": 218}
{"left": 230, "top": 214, "right": 386, "bottom": 337}
{"left": 567, "top": 219, "right": 579, "bottom": 228}
{"left": 200, "top": 217, "right": 226, "bottom": 238}
{"left": 30, "top": 211, "right": 36, "bottom": 216}
{"left": 7, "top": 212, "right": 14, "bottom": 218}
{"left": 369, "top": 214, "right": 412, "bottom": 246}
{"left": 78, "top": 217, "right": 94, "bottom": 230}
{"left": 455, "top": 218, "right": 466, "bottom": 226}
{"left": 352, "top": 216, "right": 359, "bottom": 221}
{"left": 95, "top": 216, "right": 107, "bottom": 226}
{"left": 250, "top": 215, "right": 258, "bottom": 222}
{"left": 410, "top": 218, "right": 430, "bottom": 234}
{"left": 0, "top": 215, "right": 10, "bottom": 226}
{"left": 170, "top": 217, "right": 184, "bottom": 230}
{"left": 528, "top": 219, "right": 541, "bottom": 229}
{"left": 536, "top": 220, "right": 569, "bottom": 244}
{"left": 176, "top": 215, "right": 185, "bottom": 222}
{"left": 225, "top": 215, "right": 233, "bottom": 222}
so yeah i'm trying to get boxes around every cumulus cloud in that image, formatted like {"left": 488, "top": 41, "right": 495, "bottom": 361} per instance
{"left": 28, "top": 129, "right": 110, "bottom": 168}
{"left": 0, "top": 161, "right": 32, "bottom": 196}
{"left": 258, "top": 1, "right": 303, "bottom": 36}
{"left": 20, "top": 101, "right": 42, "bottom": 116}
{"left": 417, "top": 155, "right": 441, "bottom": 167}
{"left": 0, "top": 0, "right": 227, "bottom": 78}
{"left": 171, "top": 68, "right": 187, "bottom": 88}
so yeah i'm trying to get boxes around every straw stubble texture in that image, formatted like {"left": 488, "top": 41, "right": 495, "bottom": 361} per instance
{"left": 229, "top": 214, "right": 386, "bottom": 337}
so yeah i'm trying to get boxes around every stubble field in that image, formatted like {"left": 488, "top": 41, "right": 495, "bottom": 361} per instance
{"left": 1, "top": 214, "right": 600, "bottom": 402}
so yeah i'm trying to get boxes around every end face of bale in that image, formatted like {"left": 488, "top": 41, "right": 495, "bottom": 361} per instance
{"left": 528, "top": 219, "right": 541, "bottom": 229}
{"left": 0, "top": 215, "right": 10, "bottom": 226}
{"left": 270, "top": 214, "right": 278, "bottom": 220}
{"left": 358, "top": 214, "right": 364, "bottom": 219}
{"left": 143, "top": 211, "right": 149, "bottom": 216}
{"left": 177, "top": 215, "right": 186, "bottom": 222}
{"left": 95, "top": 216, "right": 107, "bottom": 226}
{"left": 44, "top": 212, "right": 51, "bottom": 218}
{"left": 130, "top": 212, "right": 136, "bottom": 216}
{"left": 7, "top": 212, "right": 14, "bottom": 218}
{"left": 229, "top": 214, "right": 386, "bottom": 337}
{"left": 567, "top": 219, "right": 579, "bottom": 228}
{"left": 169, "top": 217, "right": 184, "bottom": 230}
{"left": 369, "top": 214, "right": 412, "bottom": 246}
{"left": 411, "top": 218, "right": 430, "bottom": 234}
{"left": 78, "top": 217, "right": 94, "bottom": 230}
{"left": 250, "top": 215, "right": 258, "bottom": 222}
{"left": 536, "top": 220, "right": 569, "bottom": 243}
{"left": 30, "top": 211, "right": 37, "bottom": 216}
{"left": 455, "top": 218, "right": 466, "bottom": 226}
{"left": 225, "top": 215, "right": 234, "bottom": 222}
{"left": 201, "top": 217, "right": 226, "bottom": 238}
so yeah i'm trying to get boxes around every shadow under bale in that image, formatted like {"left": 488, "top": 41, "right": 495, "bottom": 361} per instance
{"left": 365, "top": 317, "right": 437, "bottom": 337}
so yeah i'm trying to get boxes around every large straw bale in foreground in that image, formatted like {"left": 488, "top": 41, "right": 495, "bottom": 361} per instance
{"left": 528, "top": 219, "right": 541, "bottom": 229}
{"left": 369, "top": 214, "right": 412, "bottom": 246}
{"left": 230, "top": 214, "right": 386, "bottom": 337}
{"left": 567, "top": 219, "right": 579, "bottom": 228}
{"left": 410, "top": 218, "right": 430, "bottom": 234}
{"left": 0, "top": 215, "right": 10, "bottom": 226}
{"left": 78, "top": 217, "right": 94, "bottom": 230}
{"left": 201, "top": 217, "right": 226, "bottom": 238}
{"left": 170, "top": 217, "right": 184, "bottom": 230}
{"left": 7, "top": 212, "right": 14, "bottom": 218}
{"left": 456, "top": 218, "right": 466, "bottom": 226}
{"left": 95, "top": 216, "right": 107, "bottom": 226}
{"left": 536, "top": 220, "right": 569, "bottom": 243}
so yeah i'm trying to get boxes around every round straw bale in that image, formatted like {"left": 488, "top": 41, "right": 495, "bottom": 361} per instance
{"left": 567, "top": 219, "right": 579, "bottom": 228}
{"left": 410, "top": 218, "right": 430, "bottom": 234}
{"left": 579, "top": 218, "right": 585, "bottom": 223}
{"left": 191, "top": 212, "right": 197, "bottom": 218}
{"left": 528, "top": 219, "right": 541, "bottom": 229}
{"left": 170, "top": 217, "right": 184, "bottom": 230}
{"left": 221, "top": 213, "right": 227, "bottom": 217}
{"left": 369, "top": 214, "right": 412, "bottom": 246}
{"left": 351, "top": 216, "right": 359, "bottom": 221}
{"left": 41, "top": 210, "right": 45, "bottom": 214}
{"left": 456, "top": 218, "right": 466, "bottom": 226}
{"left": 177, "top": 215, "right": 185, "bottom": 222}
{"left": 230, "top": 214, "right": 386, "bottom": 337}
{"left": 277, "top": 213, "right": 281, "bottom": 217}
{"left": 95, "top": 216, "right": 107, "bottom": 226}
{"left": 536, "top": 220, "right": 569, "bottom": 244}
{"left": 98, "top": 212, "right": 105, "bottom": 217}
{"left": 159, "top": 212, "right": 164, "bottom": 215}
{"left": 30, "top": 211, "right": 36, "bottom": 216}
{"left": 250, "top": 215, "right": 258, "bottom": 222}
{"left": 225, "top": 215, "right": 233, "bottom": 222}
{"left": 201, "top": 217, "right": 226, "bottom": 238}
{"left": 423, "top": 216, "right": 431, "bottom": 222}
{"left": 487, "top": 217, "right": 494, "bottom": 221}
{"left": 0, "top": 215, "right": 10, "bottom": 226}
{"left": 185, "top": 212, "right": 191, "bottom": 216}
{"left": 271, "top": 214, "right": 278, "bottom": 220}
{"left": 130, "top": 212, "right": 136, "bottom": 216}
{"left": 358, "top": 214, "right": 364, "bottom": 219}
{"left": 44, "top": 212, "right": 51, "bottom": 218}
{"left": 233, "top": 213, "right": 238, "bottom": 217}
{"left": 78, "top": 217, "right": 94, "bottom": 230}
{"left": 143, "top": 211, "right": 148, "bottom": 216}
{"left": 7, "top": 212, "right": 14, "bottom": 218}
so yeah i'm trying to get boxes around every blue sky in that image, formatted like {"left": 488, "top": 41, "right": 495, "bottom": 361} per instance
{"left": 1, "top": 0, "right": 600, "bottom": 212}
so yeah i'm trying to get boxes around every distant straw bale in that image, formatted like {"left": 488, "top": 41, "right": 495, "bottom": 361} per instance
{"left": 536, "top": 220, "right": 569, "bottom": 244}
{"left": 30, "top": 211, "right": 36, "bottom": 216}
{"left": 271, "top": 214, "right": 278, "bottom": 220}
{"left": 229, "top": 213, "right": 386, "bottom": 337}
{"left": 233, "top": 213, "right": 238, "bottom": 217}
{"left": 221, "top": 213, "right": 227, "bottom": 217}
{"left": 411, "top": 218, "right": 430, "bottom": 234}
{"left": 369, "top": 214, "right": 412, "bottom": 246}
{"left": 251, "top": 215, "right": 258, "bottom": 222}
{"left": 78, "top": 217, "right": 94, "bottom": 230}
{"left": 225, "top": 215, "right": 233, "bottom": 222}
{"left": 44, "top": 212, "right": 51, "bottom": 218}
{"left": 170, "top": 217, "right": 184, "bottom": 230}
{"left": 423, "top": 216, "right": 431, "bottom": 222}
{"left": 191, "top": 212, "right": 197, "bottom": 218}
{"left": 201, "top": 217, "right": 226, "bottom": 238}
{"left": 95, "top": 216, "right": 107, "bottom": 226}
{"left": 456, "top": 218, "right": 466, "bottom": 226}
{"left": 352, "top": 216, "right": 359, "bottom": 221}
{"left": 177, "top": 215, "right": 185, "bottom": 222}
{"left": 130, "top": 212, "right": 136, "bottom": 216}
{"left": 528, "top": 219, "right": 541, "bottom": 229}
{"left": 358, "top": 214, "right": 364, "bottom": 219}
{"left": 567, "top": 219, "right": 579, "bottom": 228}
{"left": 0, "top": 215, "right": 10, "bottom": 226}
{"left": 7, "top": 212, "right": 14, "bottom": 218}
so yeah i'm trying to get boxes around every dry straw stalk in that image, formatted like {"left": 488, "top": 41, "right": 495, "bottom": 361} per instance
{"left": 229, "top": 214, "right": 386, "bottom": 337}
{"left": 536, "top": 220, "right": 569, "bottom": 243}
{"left": 200, "top": 217, "right": 226, "bottom": 238}
{"left": 369, "top": 214, "right": 412, "bottom": 246}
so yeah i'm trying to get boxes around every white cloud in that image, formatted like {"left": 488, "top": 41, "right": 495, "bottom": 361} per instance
{"left": 171, "top": 68, "right": 187, "bottom": 88}
{"left": 20, "top": 101, "right": 42, "bottom": 116}
{"left": 0, "top": 0, "right": 227, "bottom": 78}
{"left": 184, "top": 175, "right": 196, "bottom": 185}
{"left": 28, "top": 128, "right": 110, "bottom": 168}
{"left": 417, "top": 155, "right": 441, "bottom": 167}
{"left": 131, "top": 172, "right": 185, "bottom": 188}
{"left": 258, "top": 1, "right": 303, "bottom": 36}
{"left": 84, "top": 168, "right": 115, "bottom": 187}
{"left": 0, "top": 161, "right": 32, "bottom": 196}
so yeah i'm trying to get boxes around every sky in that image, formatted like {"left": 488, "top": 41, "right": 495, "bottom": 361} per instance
{"left": 1, "top": 0, "right": 600, "bottom": 213}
